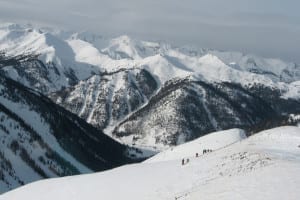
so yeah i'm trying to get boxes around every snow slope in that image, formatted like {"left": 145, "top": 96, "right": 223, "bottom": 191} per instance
{"left": 1, "top": 126, "right": 299, "bottom": 200}
{"left": 145, "top": 128, "right": 246, "bottom": 163}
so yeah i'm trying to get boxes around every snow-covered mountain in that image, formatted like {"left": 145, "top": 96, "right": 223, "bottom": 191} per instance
{"left": 1, "top": 126, "right": 299, "bottom": 200}
{"left": 1, "top": 23, "right": 300, "bottom": 91}
{"left": 0, "top": 73, "right": 138, "bottom": 193}
{"left": 0, "top": 23, "right": 101, "bottom": 93}
{"left": 111, "top": 78, "right": 300, "bottom": 150}
{"left": 1, "top": 22, "right": 300, "bottom": 151}
{"left": 49, "top": 68, "right": 158, "bottom": 130}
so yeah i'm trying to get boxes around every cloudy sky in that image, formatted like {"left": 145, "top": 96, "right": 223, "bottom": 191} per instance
{"left": 0, "top": 0, "right": 299, "bottom": 62}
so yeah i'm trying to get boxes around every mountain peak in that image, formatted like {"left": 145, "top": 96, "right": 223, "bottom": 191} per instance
{"left": 112, "top": 35, "right": 133, "bottom": 44}
{"left": 102, "top": 35, "right": 142, "bottom": 60}
{"left": 199, "top": 53, "right": 228, "bottom": 67}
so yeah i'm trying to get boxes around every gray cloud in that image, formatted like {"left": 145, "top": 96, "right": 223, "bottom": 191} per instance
{"left": 0, "top": 0, "right": 300, "bottom": 62}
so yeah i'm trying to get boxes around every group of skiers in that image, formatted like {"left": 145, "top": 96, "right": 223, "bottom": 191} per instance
{"left": 181, "top": 149, "right": 213, "bottom": 165}
{"left": 202, "top": 149, "right": 213, "bottom": 154}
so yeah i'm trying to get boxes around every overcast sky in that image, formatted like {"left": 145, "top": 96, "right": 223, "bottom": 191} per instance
{"left": 0, "top": 0, "right": 300, "bottom": 62}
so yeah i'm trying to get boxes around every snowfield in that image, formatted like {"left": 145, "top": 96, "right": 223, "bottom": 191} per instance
{"left": 145, "top": 128, "right": 247, "bottom": 163}
{"left": 1, "top": 126, "right": 300, "bottom": 200}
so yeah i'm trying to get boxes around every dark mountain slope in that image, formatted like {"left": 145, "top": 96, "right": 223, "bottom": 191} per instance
{"left": 111, "top": 79, "right": 300, "bottom": 148}
{"left": 0, "top": 74, "right": 136, "bottom": 193}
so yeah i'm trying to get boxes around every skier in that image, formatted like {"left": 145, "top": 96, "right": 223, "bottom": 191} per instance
{"left": 182, "top": 159, "right": 185, "bottom": 165}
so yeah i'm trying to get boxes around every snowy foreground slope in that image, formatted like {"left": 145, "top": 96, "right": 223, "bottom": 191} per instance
{"left": 1, "top": 126, "right": 300, "bottom": 200}
{"left": 145, "top": 128, "right": 247, "bottom": 163}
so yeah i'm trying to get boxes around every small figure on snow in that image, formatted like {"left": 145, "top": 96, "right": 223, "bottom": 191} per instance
{"left": 196, "top": 153, "right": 199, "bottom": 157}
{"left": 182, "top": 159, "right": 185, "bottom": 165}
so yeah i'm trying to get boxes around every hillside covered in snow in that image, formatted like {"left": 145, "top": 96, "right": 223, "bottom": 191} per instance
{"left": 1, "top": 126, "right": 299, "bottom": 200}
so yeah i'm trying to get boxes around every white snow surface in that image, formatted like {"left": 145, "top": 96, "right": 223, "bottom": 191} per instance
{"left": 1, "top": 126, "right": 300, "bottom": 200}
{"left": 145, "top": 128, "right": 246, "bottom": 163}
